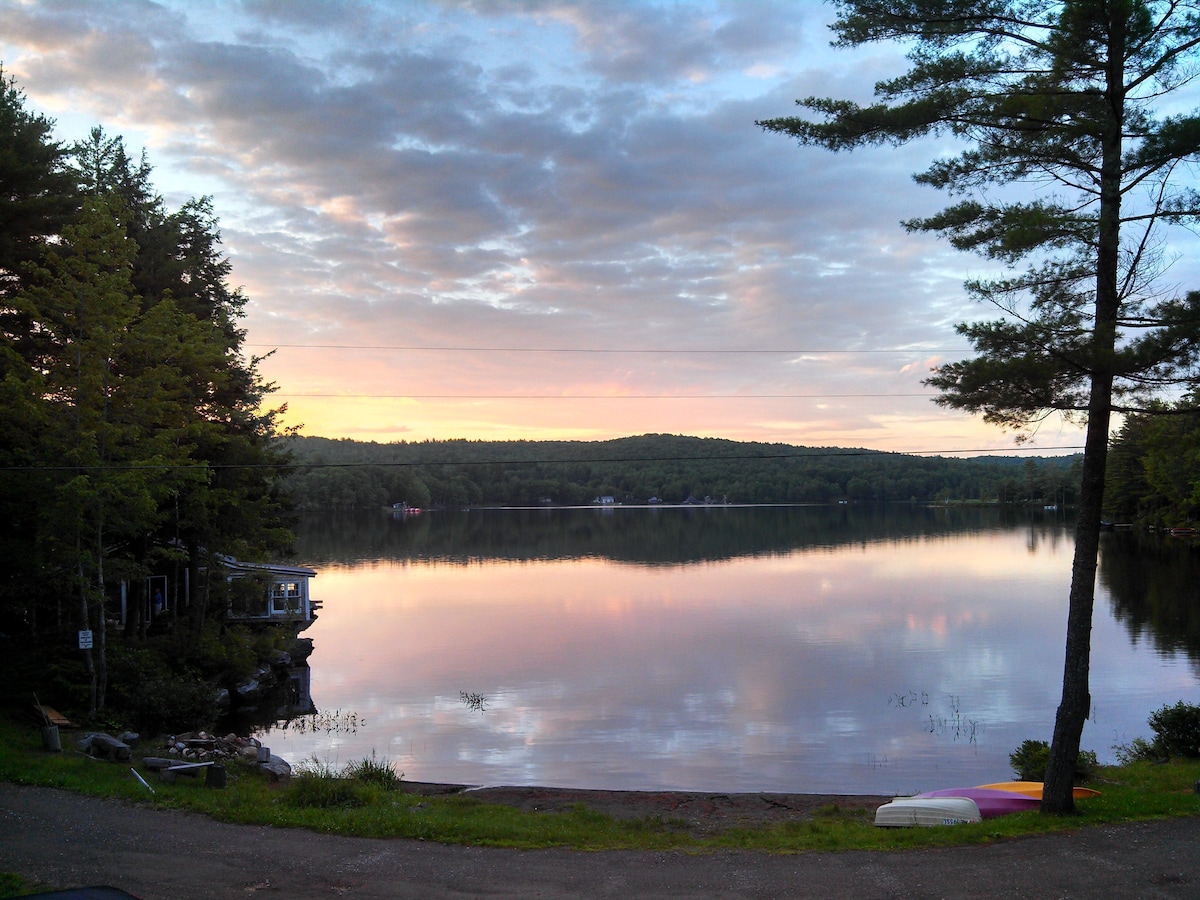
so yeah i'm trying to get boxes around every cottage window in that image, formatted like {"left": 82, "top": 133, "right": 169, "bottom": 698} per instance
{"left": 271, "top": 581, "right": 302, "bottom": 614}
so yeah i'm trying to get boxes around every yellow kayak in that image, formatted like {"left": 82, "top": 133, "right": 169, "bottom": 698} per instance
{"left": 976, "top": 781, "right": 1101, "bottom": 799}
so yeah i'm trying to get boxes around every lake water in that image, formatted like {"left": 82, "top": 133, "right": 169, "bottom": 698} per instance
{"left": 259, "top": 505, "right": 1200, "bottom": 795}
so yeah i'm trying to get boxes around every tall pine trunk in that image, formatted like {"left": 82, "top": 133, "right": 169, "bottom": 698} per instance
{"left": 1043, "top": 4, "right": 1126, "bottom": 815}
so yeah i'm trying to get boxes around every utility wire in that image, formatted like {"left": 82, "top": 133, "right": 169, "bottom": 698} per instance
{"left": 249, "top": 343, "right": 955, "bottom": 354}
{"left": 278, "top": 392, "right": 933, "bottom": 399}
{"left": 2, "top": 445, "right": 1085, "bottom": 472}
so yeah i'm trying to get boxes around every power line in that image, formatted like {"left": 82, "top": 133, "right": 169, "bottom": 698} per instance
{"left": 249, "top": 343, "right": 955, "bottom": 354}
{"left": 277, "top": 392, "right": 933, "bottom": 399}
{"left": 1, "top": 445, "right": 1085, "bottom": 473}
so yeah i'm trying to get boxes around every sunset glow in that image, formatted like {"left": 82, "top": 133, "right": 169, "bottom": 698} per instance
{"left": 4, "top": 2, "right": 1172, "bottom": 451}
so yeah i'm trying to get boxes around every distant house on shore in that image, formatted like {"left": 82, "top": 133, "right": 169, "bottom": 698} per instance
{"left": 594, "top": 495, "right": 615, "bottom": 505}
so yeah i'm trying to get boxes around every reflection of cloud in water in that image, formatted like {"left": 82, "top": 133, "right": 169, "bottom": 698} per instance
{"left": 263, "top": 529, "right": 1194, "bottom": 793}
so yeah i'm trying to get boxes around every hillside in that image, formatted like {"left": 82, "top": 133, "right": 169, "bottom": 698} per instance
{"left": 277, "top": 434, "right": 1081, "bottom": 511}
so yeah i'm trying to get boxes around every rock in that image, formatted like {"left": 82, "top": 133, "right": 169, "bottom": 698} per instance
{"left": 118, "top": 732, "right": 140, "bottom": 749}
{"left": 258, "top": 754, "right": 292, "bottom": 781}
{"left": 79, "top": 733, "right": 131, "bottom": 761}
{"left": 141, "top": 757, "right": 172, "bottom": 771}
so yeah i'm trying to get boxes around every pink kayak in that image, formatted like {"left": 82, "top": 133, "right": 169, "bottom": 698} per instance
{"left": 915, "top": 787, "right": 1041, "bottom": 819}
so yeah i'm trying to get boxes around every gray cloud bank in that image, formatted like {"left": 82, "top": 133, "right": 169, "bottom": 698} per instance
{"left": 1, "top": 0, "right": 1056, "bottom": 448}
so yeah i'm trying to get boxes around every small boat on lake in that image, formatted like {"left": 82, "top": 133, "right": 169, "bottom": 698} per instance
{"left": 914, "top": 787, "right": 1040, "bottom": 818}
{"left": 874, "top": 796, "right": 981, "bottom": 827}
{"left": 976, "top": 780, "right": 1101, "bottom": 800}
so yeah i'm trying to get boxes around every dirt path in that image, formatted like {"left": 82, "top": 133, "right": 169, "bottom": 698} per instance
{"left": 2, "top": 782, "right": 1197, "bottom": 898}
{"left": 417, "top": 781, "right": 890, "bottom": 835}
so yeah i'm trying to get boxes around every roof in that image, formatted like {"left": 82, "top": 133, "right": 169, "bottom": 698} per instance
{"left": 218, "top": 556, "right": 317, "bottom": 578}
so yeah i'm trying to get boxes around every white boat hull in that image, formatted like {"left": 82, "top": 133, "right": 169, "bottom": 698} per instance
{"left": 874, "top": 797, "right": 981, "bottom": 827}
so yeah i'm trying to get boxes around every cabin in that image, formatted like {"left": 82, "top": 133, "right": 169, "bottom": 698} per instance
{"left": 118, "top": 556, "right": 320, "bottom": 631}
{"left": 222, "top": 557, "right": 320, "bottom": 630}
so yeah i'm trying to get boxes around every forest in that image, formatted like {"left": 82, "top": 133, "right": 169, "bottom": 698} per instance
{"left": 280, "top": 433, "right": 1084, "bottom": 510}
{"left": 1105, "top": 401, "right": 1200, "bottom": 529}
{"left": 0, "top": 72, "right": 294, "bottom": 729}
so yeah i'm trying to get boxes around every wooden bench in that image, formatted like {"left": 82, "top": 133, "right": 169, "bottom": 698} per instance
{"left": 159, "top": 760, "right": 226, "bottom": 788}
{"left": 166, "top": 761, "right": 213, "bottom": 775}
{"left": 34, "top": 704, "right": 75, "bottom": 729}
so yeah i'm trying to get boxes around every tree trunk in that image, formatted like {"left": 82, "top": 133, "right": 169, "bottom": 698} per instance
{"left": 93, "top": 516, "right": 107, "bottom": 712}
{"left": 78, "top": 556, "right": 97, "bottom": 717}
{"left": 1043, "top": 4, "right": 1126, "bottom": 815}
{"left": 1042, "top": 391, "right": 1109, "bottom": 813}
{"left": 125, "top": 576, "right": 145, "bottom": 638}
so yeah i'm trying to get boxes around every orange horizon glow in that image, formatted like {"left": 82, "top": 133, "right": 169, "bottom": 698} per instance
{"left": 264, "top": 388, "right": 1085, "bottom": 454}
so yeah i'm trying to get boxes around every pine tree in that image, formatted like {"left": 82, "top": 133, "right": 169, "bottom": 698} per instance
{"left": 760, "top": 1, "right": 1200, "bottom": 812}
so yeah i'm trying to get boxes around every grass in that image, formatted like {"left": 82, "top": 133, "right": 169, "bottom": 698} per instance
{"left": 1, "top": 715, "right": 1198, "bottom": 858}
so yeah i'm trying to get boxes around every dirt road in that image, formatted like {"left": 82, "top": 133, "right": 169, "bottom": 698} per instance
{"left": 1, "top": 782, "right": 1196, "bottom": 898}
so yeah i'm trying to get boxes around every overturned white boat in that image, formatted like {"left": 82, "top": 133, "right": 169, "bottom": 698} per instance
{"left": 874, "top": 796, "right": 981, "bottom": 827}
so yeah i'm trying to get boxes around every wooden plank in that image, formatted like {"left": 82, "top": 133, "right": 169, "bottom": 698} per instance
{"left": 166, "top": 762, "right": 214, "bottom": 772}
{"left": 34, "top": 704, "right": 74, "bottom": 728}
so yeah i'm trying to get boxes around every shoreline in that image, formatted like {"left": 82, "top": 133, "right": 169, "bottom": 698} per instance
{"left": 401, "top": 781, "right": 893, "bottom": 830}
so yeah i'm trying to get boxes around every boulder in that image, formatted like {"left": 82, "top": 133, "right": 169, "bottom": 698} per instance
{"left": 288, "top": 637, "right": 314, "bottom": 662}
{"left": 78, "top": 733, "right": 131, "bottom": 761}
{"left": 258, "top": 754, "right": 292, "bottom": 781}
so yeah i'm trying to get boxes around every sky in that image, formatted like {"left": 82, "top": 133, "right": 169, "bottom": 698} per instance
{"left": 0, "top": 0, "right": 1158, "bottom": 454}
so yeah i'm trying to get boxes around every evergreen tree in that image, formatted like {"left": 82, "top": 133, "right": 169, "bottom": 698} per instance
{"left": 0, "top": 70, "right": 78, "bottom": 640}
{"left": 759, "top": 1, "right": 1200, "bottom": 812}
{"left": 16, "top": 199, "right": 207, "bottom": 711}
{"left": 1108, "top": 400, "right": 1200, "bottom": 527}
{"left": 0, "top": 74, "right": 294, "bottom": 722}
{"left": 67, "top": 128, "right": 294, "bottom": 632}
{"left": 1105, "top": 415, "right": 1153, "bottom": 524}
{"left": 0, "top": 68, "right": 76, "bottom": 294}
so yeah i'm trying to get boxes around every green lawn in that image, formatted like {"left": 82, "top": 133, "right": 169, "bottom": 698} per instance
{"left": 2, "top": 715, "right": 1197, "bottom": 856}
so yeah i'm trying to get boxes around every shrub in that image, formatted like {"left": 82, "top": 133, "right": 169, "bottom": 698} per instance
{"left": 287, "top": 757, "right": 364, "bottom": 809}
{"left": 1009, "top": 739, "right": 1098, "bottom": 783}
{"left": 1112, "top": 736, "right": 1164, "bottom": 764}
{"left": 1147, "top": 701, "right": 1200, "bottom": 758}
{"left": 344, "top": 751, "right": 403, "bottom": 790}
{"left": 130, "top": 673, "right": 219, "bottom": 736}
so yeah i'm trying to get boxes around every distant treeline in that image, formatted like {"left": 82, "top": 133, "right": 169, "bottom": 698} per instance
{"left": 278, "top": 433, "right": 1082, "bottom": 511}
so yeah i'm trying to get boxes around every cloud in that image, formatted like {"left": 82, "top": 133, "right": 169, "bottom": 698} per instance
{"left": 0, "top": 0, "right": 1080, "bottom": 451}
